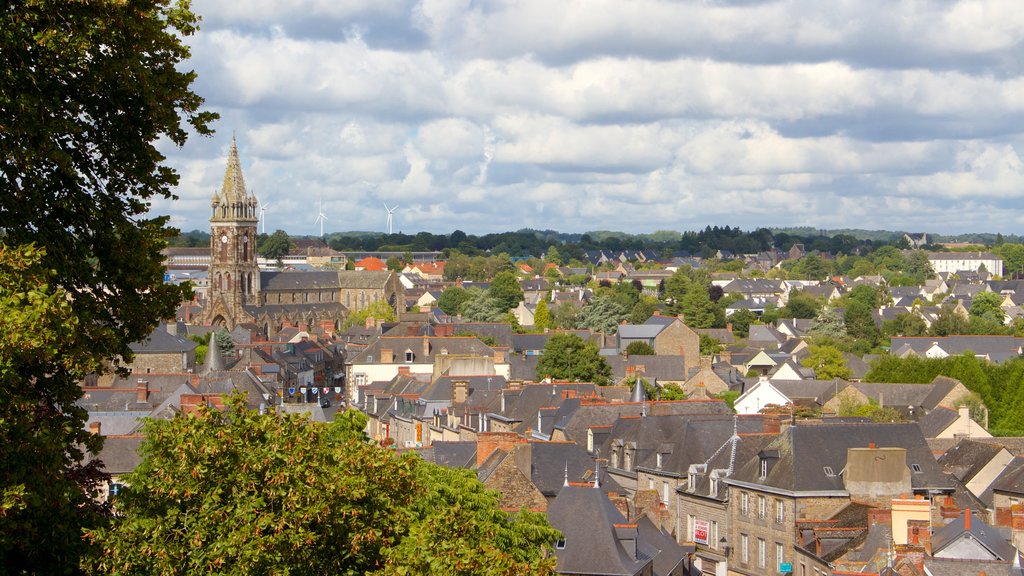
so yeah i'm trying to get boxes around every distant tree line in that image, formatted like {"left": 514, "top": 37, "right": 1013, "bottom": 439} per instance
{"left": 171, "top": 226, "right": 933, "bottom": 260}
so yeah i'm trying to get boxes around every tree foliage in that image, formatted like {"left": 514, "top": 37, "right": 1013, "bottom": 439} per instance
{"left": 536, "top": 334, "right": 613, "bottom": 385}
{"left": 575, "top": 295, "right": 629, "bottom": 334}
{"left": 84, "top": 397, "right": 558, "bottom": 575}
{"left": 459, "top": 288, "right": 508, "bottom": 322}
{"left": 1, "top": 0, "right": 216, "bottom": 569}
{"left": 489, "top": 271, "right": 524, "bottom": 311}
{"left": 801, "top": 345, "right": 852, "bottom": 380}
{"left": 533, "top": 298, "right": 551, "bottom": 330}
{"left": 437, "top": 286, "right": 471, "bottom": 316}
{"left": 865, "top": 353, "right": 1024, "bottom": 435}
{"left": 344, "top": 299, "right": 398, "bottom": 329}
{"left": 0, "top": 246, "right": 109, "bottom": 572}
{"left": 257, "top": 230, "right": 293, "bottom": 262}
{"left": 625, "top": 341, "right": 656, "bottom": 356}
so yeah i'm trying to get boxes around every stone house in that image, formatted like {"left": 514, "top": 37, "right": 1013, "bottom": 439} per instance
{"left": 722, "top": 423, "right": 954, "bottom": 576}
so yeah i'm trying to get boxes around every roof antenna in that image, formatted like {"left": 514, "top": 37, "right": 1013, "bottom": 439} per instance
{"left": 593, "top": 463, "right": 601, "bottom": 489}
{"left": 563, "top": 461, "right": 569, "bottom": 487}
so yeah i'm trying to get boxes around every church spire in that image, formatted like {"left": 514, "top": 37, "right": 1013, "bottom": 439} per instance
{"left": 220, "top": 135, "right": 248, "bottom": 203}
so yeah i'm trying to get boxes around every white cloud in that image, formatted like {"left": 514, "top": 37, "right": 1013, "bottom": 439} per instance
{"left": 156, "top": 0, "right": 1024, "bottom": 235}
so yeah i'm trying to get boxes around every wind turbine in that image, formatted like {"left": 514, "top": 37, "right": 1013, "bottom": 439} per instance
{"left": 258, "top": 201, "right": 270, "bottom": 234}
{"left": 384, "top": 202, "right": 398, "bottom": 235}
{"left": 314, "top": 199, "right": 327, "bottom": 237}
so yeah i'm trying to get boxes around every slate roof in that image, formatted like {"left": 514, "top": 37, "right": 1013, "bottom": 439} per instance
{"left": 918, "top": 406, "right": 960, "bottom": 438}
{"left": 607, "top": 356, "right": 689, "bottom": 382}
{"left": 923, "top": 558, "right": 1024, "bottom": 576}
{"left": 349, "top": 336, "right": 499, "bottom": 364}
{"left": 89, "top": 435, "right": 145, "bottom": 475}
{"left": 990, "top": 457, "right": 1024, "bottom": 496}
{"left": 259, "top": 270, "right": 341, "bottom": 290}
{"left": 128, "top": 325, "right": 198, "bottom": 354}
{"left": 728, "top": 422, "right": 953, "bottom": 494}
{"left": 938, "top": 439, "right": 1008, "bottom": 483}
{"left": 931, "top": 509, "right": 1017, "bottom": 561}
{"left": 420, "top": 441, "right": 478, "bottom": 469}
{"left": 547, "top": 485, "right": 654, "bottom": 576}
{"left": 551, "top": 398, "right": 731, "bottom": 443}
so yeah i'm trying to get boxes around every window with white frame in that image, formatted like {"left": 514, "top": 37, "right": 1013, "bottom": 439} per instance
{"left": 709, "top": 476, "right": 719, "bottom": 496}
{"left": 758, "top": 495, "right": 766, "bottom": 518}
{"left": 741, "top": 492, "right": 749, "bottom": 515}
{"left": 741, "top": 534, "right": 749, "bottom": 564}
{"left": 687, "top": 515, "right": 695, "bottom": 540}
{"left": 776, "top": 499, "right": 784, "bottom": 524}
{"left": 711, "top": 520, "right": 718, "bottom": 548}
{"left": 776, "top": 542, "right": 784, "bottom": 572}
{"left": 758, "top": 538, "right": 766, "bottom": 568}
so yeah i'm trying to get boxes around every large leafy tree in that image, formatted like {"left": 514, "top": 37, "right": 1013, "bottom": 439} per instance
{"left": 536, "top": 334, "right": 613, "bottom": 385}
{"left": 436, "top": 286, "right": 471, "bottom": 316}
{"left": 801, "top": 344, "right": 852, "bottom": 380}
{"left": 489, "top": 271, "right": 524, "bottom": 311}
{"left": 84, "top": 398, "right": 558, "bottom": 575}
{"left": 575, "top": 294, "right": 629, "bottom": 334}
{"left": 1, "top": 0, "right": 215, "bottom": 570}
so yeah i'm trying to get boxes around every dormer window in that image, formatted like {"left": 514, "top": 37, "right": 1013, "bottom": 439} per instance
{"left": 709, "top": 477, "right": 719, "bottom": 496}
{"left": 656, "top": 453, "right": 663, "bottom": 469}
{"left": 405, "top": 349, "right": 414, "bottom": 362}
{"left": 688, "top": 472, "right": 696, "bottom": 490}
{"left": 823, "top": 466, "right": 835, "bottom": 477}
{"left": 759, "top": 458, "right": 768, "bottom": 478}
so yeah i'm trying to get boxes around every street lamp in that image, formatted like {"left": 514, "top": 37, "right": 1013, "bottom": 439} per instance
{"left": 719, "top": 536, "right": 731, "bottom": 558}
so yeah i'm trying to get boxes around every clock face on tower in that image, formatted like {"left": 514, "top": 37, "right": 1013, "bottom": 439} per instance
{"left": 221, "top": 234, "right": 228, "bottom": 244}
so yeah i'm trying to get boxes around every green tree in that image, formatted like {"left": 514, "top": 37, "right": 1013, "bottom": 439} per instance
{"left": 970, "top": 291, "right": 1004, "bottom": 322}
{"left": 931, "top": 305, "right": 969, "bottom": 336}
{"left": 844, "top": 300, "right": 879, "bottom": 344}
{"left": 781, "top": 292, "right": 823, "bottom": 319}
{"left": 0, "top": 246, "right": 109, "bottom": 572}
{"left": 344, "top": 299, "right": 398, "bottom": 329}
{"left": 699, "top": 334, "right": 723, "bottom": 356}
{"left": 629, "top": 297, "right": 659, "bottom": 324}
{"left": 625, "top": 341, "right": 656, "bottom": 356}
{"left": 727, "top": 309, "right": 757, "bottom": 338}
{"left": 807, "top": 307, "right": 847, "bottom": 341}
{"left": 545, "top": 245, "right": 563, "bottom": 265}
{"left": 533, "top": 298, "right": 551, "bottom": 330}
{"left": 437, "top": 286, "right": 471, "bottom": 316}
{"left": 489, "top": 271, "right": 524, "bottom": 311}
{"left": 801, "top": 345, "right": 852, "bottom": 380}
{"left": 552, "top": 302, "right": 580, "bottom": 330}
{"left": 1, "top": 0, "right": 215, "bottom": 569}
{"left": 883, "top": 312, "right": 928, "bottom": 338}
{"left": 575, "top": 295, "right": 629, "bottom": 334}
{"left": 536, "top": 334, "right": 613, "bottom": 385}
{"left": 459, "top": 288, "right": 508, "bottom": 322}
{"left": 258, "top": 229, "right": 292, "bottom": 263}
{"left": 84, "top": 397, "right": 558, "bottom": 575}
{"left": 680, "top": 287, "right": 724, "bottom": 328}
{"left": 386, "top": 256, "right": 404, "bottom": 272}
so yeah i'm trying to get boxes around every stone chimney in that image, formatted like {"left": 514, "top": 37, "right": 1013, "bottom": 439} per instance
{"left": 136, "top": 380, "right": 149, "bottom": 403}
{"left": 492, "top": 350, "right": 504, "bottom": 364}
{"left": 397, "top": 366, "right": 410, "bottom": 376}
{"left": 365, "top": 316, "right": 376, "bottom": 329}
{"left": 89, "top": 421, "right": 101, "bottom": 435}
{"left": 423, "top": 336, "right": 430, "bottom": 357}
{"left": 475, "top": 432, "right": 525, "bottom": 467}
{"left": 380, "top": 348, "right": 393, "bottom": 363}
{"left": 452, "top": 380, "right": 469, "bottom": 405}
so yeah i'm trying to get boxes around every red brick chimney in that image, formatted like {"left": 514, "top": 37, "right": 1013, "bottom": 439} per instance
{"left": 965, "top": 508, "right": 971, "bottom": 531}
{"left": 89, "top": 421, "right": 101, "bottom": 435}
{"left": 476, "top": 432, "right": 526, "bottom": 467}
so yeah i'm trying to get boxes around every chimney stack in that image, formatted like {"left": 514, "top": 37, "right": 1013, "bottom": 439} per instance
{"left": 89, "top": 421, "right": 101, "bottom": 435}
{"left": 136, "top": 380, "right": 149, "bottom": 403}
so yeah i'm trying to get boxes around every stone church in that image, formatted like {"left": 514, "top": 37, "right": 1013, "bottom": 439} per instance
{"left": 192, "top": 138, "right": 403, "bottom": 335}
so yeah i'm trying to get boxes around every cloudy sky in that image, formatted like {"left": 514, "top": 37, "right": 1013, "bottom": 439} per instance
{"left": 153, "top": 0, "right": 1024, "bottom": 237}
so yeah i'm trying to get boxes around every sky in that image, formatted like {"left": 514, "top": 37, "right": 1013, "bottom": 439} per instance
{"left": 152, "top": 0, "right": 1024, "bottom": 237}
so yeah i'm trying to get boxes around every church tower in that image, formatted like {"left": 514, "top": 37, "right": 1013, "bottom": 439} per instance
{"left": 199, "top": 137, "right": 260, "bottom": 327}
